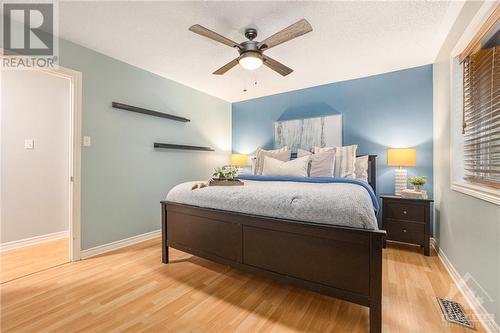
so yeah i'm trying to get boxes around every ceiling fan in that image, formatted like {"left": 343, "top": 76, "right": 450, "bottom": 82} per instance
{"left": 189, "top": 19, "right": 312, "bottom": 76}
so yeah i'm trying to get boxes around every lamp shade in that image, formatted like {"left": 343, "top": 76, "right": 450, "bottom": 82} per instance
{"left": 387, "top": 148, "right": 416, "bottom": 167}
{"left": 230, "top": 154, "right": 249, "bottom": 167}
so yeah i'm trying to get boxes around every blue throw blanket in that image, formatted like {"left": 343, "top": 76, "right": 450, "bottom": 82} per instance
{"left": 237, "top": 175, "right": 379, "bottom": 212}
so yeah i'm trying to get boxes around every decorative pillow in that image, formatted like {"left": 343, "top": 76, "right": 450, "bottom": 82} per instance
{"left": 314, "top": 145, "right": 358, "bottom": 178}
{"left": 262, "top": 156, "right": 310, "bottom": 177}
{"left": 355, "top": 155, "right": 369, "bottom": 182}
{"left": 309, "top": 149, "right": 336, "bottom": 177}
{"left": 297, "top": 148, "right": 312, "bottom": 158}
{"left": 253, "top": 147, "right": 290, "bottom": 175}
{"left": 250, "top": 156, "right": 257, "bottom": 174}
{"left": 354, "top": 155, "right": 368, "bottom": 183}
{"left": 313, "top": 146, "right": 332, "bottom": 154}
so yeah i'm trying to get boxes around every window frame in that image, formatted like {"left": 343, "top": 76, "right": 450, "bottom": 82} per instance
{"left": 450, "top": 2, "right": 500, "bottom": 205}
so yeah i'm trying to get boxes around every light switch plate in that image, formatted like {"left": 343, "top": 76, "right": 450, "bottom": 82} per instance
{"left": 83, "top": 136, "right": 91, "bottom": 147}
{"left": 24, "top": 139, "right": 34, "bottom": 149}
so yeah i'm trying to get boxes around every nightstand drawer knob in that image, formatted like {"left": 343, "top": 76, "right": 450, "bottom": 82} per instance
{"left": 403, "top": 210, "right": 408, "bottom": 215}
{"left": 402, "top": 228, "right": 407, "bottom": 233}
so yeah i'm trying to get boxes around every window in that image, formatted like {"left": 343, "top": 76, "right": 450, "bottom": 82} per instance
{"left": 462, "top": 46, "right": 499, "bottom": 188}
{"left": 449, "top": 3, "right": 500, "bottom": 204}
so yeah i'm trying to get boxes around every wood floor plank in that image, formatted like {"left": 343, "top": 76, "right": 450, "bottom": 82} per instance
{"left": 0, "top": 239, "right": 69, "bottom": 284}
{"left": 0, "top": 237, "right": 487, "bottom": 332}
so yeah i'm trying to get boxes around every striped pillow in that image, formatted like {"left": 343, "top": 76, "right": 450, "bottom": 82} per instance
{"left": 314, "top": 145, "right": 358, "bottom": 178}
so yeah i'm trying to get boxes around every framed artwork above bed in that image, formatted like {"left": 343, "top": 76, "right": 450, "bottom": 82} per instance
{"left": 274, "top": 114, "right": 342, "bottom": 152}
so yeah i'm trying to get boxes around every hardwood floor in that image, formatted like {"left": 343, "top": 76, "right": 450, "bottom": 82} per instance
{"left": 0, "top": 238, "right": 69, "bottom": 284}
{"left": 0, "top": 238, "right": 485, "bottom": 332}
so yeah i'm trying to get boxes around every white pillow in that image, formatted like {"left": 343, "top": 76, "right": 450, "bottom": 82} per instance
{"left": 262, "top": 156, "right": 310, "bottom": 177}
{"left": 314, "top": 145, "right": 358, "bottom": 178}
{"left": 310, "top": 149, "right": 336, "bottom": 177}
{"left": 313, "top": 146, "right": 333, "bottom": 154}
{"left": 297, "top": 148, "right": 312, "bottom": 158}
{"left": 355, "top": 155, "right": 369, "bottom": 182}
{"left": 253, "top": 147, "right": 290, "bottom": 175}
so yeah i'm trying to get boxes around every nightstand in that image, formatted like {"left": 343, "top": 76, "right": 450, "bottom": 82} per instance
{"left": 380, "top": 195, "right": 433, "bottom": 256}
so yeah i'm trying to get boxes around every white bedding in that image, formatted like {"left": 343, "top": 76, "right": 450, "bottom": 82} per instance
{"left": 166, "top": 180, "right": 378, "bottom": 230}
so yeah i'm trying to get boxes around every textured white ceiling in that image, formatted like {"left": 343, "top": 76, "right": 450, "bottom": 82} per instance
{"left": 59, "top": 1, "right": 457, "bottom": 102}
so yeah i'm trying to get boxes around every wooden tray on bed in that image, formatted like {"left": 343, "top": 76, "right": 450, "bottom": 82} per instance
{"left": 209, "top": 179, "right": 244, "bottom": 186}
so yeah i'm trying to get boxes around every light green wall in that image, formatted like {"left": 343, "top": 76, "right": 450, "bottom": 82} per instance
{"left": 59, "top": 39, "right": 231, "bottom": 250}
{"left": 433, "top": 1, "right": 500, "bottom": 327}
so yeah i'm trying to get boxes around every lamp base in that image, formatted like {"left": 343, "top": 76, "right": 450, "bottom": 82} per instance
{"left": 394, "top": 168, "right": 407, "bottom": 196}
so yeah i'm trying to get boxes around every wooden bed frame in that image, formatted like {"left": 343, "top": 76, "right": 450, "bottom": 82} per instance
{"left": 161, "top": 155, "right": 385, "bottom": 333}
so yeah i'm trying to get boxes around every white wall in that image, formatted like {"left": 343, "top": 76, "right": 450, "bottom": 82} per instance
{"left": 433, "top": 1, "right": 500, "bottom": 330}
{"left": 59, "top": 40, "right": 232, "bottom": 250}
{"left": 1, "top": 70, "right": 70, "bottom": 243}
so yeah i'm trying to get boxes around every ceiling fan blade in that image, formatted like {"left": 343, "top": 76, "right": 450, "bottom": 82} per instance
{"left": 258, "top": 19, "right": 312, "bottom": 50}
{"left": 213, "top": 58, "right": 239, "bottom": 75}
{"left": 262, "top": 55, "right": 293, "bottom": 76}
{"left": 189, "top": 24, "right": 240, "bottom": 48}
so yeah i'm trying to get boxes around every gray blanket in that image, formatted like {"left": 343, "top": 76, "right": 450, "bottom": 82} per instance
{"left": 166, "top": 180, "right": 378, "bottom": 230}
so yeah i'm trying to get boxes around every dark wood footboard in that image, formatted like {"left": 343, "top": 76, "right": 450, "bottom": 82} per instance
{"left": 161, "top": 201, "right": 385, "bottom": 333}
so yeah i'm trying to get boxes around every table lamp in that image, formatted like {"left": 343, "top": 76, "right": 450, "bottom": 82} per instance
{"left": 230, "top": 153, "right": 249, "bottom": 169}
{"left": 387, "top": 148, "right": 416, "bottom": 195}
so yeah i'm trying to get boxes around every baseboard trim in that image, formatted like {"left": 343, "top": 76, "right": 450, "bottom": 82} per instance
{"left": 80, "top": 229, "right": 160, "bottom": 259}
{"left": 431, "top": 238, "right": 499, "bottom": 333}
{"left": 0, "top": 230, "right": 69, "bottom": 252}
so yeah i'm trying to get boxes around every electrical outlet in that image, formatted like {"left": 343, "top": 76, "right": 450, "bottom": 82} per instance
{"left": 24, "top": 139, "right": 34, "bottom": 149}
{"left": 83, "top": 136, "right": 91, "bottom": 147}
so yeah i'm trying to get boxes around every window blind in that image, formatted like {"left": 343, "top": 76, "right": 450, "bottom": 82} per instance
{"left": 462, "top": 45, "right": 500, "bottom": 188}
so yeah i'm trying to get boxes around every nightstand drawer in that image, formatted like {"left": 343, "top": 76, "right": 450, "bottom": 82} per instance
{"left": 384, "top": 202, "right": 425, "bottom": 222}
{"left": 384, "top": 219, "right": 424, "bottom": 245}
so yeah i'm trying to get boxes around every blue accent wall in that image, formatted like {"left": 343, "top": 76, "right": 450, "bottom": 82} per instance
{"left": 232, "top": 65, "right": 433, "bottom": 197}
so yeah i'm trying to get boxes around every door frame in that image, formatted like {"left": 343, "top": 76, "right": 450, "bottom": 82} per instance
{"left": 38, "top": 66, "right": 82, "bottom": 261}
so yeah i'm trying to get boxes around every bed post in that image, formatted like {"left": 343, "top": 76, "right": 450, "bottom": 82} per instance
{"left": 368, "top": 155, "right": 377, "bottom": 195}
{"left": 161, "top": 201, "right": 169, "bottom": 264}
{"left": 369, "top": 232, "right": 383, "bottom": 333}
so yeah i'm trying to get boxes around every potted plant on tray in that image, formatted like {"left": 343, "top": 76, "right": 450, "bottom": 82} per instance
{"left": 209, "top": 166, "right": 243, "bottom": 186}
{"left": 408, "top": 176, "right": 426, "bottom": 192}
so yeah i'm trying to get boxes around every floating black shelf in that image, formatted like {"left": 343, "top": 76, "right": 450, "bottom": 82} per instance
{"left": 154, "top": 143, "right": 215, "bottom": 151}
{"left": 112, "top": 102, "right": 190, "bottom": 123}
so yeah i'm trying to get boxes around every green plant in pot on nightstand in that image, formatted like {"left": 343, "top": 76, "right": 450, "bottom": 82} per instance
{"left": 408, "top": 176, "right": 426, "bottom": 192}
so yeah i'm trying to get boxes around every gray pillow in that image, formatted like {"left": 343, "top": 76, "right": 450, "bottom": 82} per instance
{"left": 309, "top": 149, "right": 336, "bottom": 177}
{"left": 314, "top": 145, "right": 358, "bottom": 178}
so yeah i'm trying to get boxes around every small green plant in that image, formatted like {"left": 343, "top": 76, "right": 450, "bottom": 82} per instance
{"left": 212, "top": 166, "right": 238, "bottom": 181}
{"left": 408, "top": 176, "right": 426, "bottom": 186}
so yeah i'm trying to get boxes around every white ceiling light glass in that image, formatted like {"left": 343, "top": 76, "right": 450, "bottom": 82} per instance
{"left": 239, "top": 52, "right": 263, "bottom": 70}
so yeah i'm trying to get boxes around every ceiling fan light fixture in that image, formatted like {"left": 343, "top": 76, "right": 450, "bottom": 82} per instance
{"left": 190, "top": 19, "right": 311, "bottom": 76}
{"left": 238, "top": 52, "right": 263, "bottom": 71}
